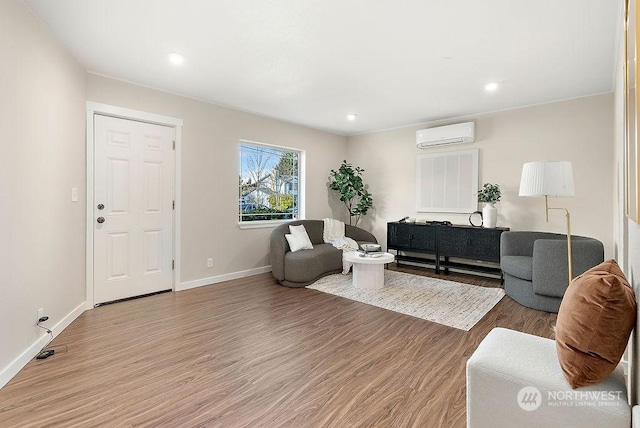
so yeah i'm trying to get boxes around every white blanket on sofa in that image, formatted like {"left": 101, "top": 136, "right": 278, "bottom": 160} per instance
{"left": 323, "top": 218, "right": 359, "bottom": 274}
{"left": 323, "top": 218, "right": 344, "bottom": 242}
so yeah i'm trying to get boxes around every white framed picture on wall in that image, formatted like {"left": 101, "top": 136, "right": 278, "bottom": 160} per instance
{"left": 416, "top": 149, "right": 479, "bottom": 213}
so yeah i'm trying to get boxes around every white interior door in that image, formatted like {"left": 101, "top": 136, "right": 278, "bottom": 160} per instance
{"left": 93, "top": 115, "right": 174, "bottom": 304}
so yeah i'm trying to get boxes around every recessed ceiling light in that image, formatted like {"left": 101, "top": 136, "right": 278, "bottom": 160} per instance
{"left": 484, "top": 82, "right": 499, "bottom": 92}
{"left": 168, "top": 52, "right": 185, "bottom": 66}
{"left": 347, "top": 114, "right": 358, "bottom": 121}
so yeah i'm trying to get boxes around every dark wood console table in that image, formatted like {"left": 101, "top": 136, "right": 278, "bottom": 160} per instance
{"left": 387, "top": 222, "right": 509, "bottom": 279}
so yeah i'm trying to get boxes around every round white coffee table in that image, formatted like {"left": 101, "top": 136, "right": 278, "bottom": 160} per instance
{"left": 343, "top": 251, "right": 395, "bottom": 290}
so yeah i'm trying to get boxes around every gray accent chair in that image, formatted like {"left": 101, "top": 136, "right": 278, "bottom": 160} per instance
{"left": 500, "top": 231, "right": 604, "bottom": 313}
{"left": 270, "top": 220, "right": 377, "bottom": 287}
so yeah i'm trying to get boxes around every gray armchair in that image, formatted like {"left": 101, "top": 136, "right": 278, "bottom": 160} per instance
{"left": 500, "top": 231, "right": 604, "bottom": 313}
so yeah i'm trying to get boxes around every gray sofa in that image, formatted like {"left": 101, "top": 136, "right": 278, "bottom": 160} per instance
{"left": 270, "top": 220, "right": 377, "bottom": 287}
{"left": 500, "top": 231, "right": 604, "bottom": 313}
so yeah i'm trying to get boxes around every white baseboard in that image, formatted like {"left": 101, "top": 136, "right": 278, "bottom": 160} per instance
{"left": 1, "top": 266, "right": 273, "bottom": 388}
{"left": 0, "top": 302, "right": 86, "bottom": 389}
{"left": 177, "top": 265, "right": 272, "bottom": 291}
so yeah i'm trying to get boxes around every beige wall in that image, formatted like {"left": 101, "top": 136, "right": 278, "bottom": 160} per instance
{"left": 86, "top": 74, "right": 347, "bottom": 284}
{"left": 0, "top": 0, "right": 86, "bottom": 381}
{"left": 347, "top": 94, "right": 615, "bottom": 258}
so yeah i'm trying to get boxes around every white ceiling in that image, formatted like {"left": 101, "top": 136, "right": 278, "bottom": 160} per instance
{"left": 24, "top": 0, "right": 621, "bottom": 136}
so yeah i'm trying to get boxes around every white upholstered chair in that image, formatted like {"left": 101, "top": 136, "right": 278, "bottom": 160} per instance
{"left": 466, "top": 328, "right": 630, "bottom": 428}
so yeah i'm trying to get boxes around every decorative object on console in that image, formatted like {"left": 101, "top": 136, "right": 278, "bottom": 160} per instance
{"left": 519, "top": 161, "right": 575, "bottom": 282}
{"left": 328, "top": 160, "right": 373, "bottom": 226}
{"left": 477, "top": 183, "right": 501, "bottom": 203}
{"left": 425, "top": 220, "right": 452, "bottom": 226}
{"left": 469, "top": 211, "right": 483, "bottom": 227}
{"left": 477, "top": 183, "right": 501, "bottom": 228}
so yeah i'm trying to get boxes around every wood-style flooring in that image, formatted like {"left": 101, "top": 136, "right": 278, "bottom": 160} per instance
{"left": 0, "top": 265, "right": 556, "bottom": 427}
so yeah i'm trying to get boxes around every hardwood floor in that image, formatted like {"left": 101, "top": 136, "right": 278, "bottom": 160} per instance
{"left": 0, "top": 266, "right": 556, "bottom": 427}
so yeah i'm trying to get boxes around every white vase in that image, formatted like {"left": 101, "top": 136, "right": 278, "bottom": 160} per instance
{"left": 482, "top": 202, "right": 497, "bottom": 228}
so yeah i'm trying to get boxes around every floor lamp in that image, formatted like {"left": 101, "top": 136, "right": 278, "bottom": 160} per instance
{"left": 518, "top": 161, "right": 575, "bottom": 283}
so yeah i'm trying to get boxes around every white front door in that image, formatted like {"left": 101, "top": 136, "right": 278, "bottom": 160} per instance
{"left": 93, "top": 115, "right": 174, "bottom": 304}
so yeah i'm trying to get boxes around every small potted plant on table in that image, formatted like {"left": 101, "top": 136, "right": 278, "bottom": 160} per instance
{"left": 477, "top": 183, "right": 501, "bottom": 228}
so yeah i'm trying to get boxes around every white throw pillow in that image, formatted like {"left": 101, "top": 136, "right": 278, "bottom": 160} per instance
{"left": 285, "top": 233, "right": 313, "bottom": 252}
{"left": 287, "top": 224, "right": 313, "bottom": 251}
{"left": 289, "top": 224, "right": 309, "bottom": 237}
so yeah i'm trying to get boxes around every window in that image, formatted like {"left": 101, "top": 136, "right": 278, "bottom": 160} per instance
{"left": 238, "top": 141, "right": 303, "bottom": 224}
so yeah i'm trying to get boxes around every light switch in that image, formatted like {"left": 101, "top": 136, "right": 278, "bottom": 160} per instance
{"left": 71, "top": 187, "right": 78, "bottom": 202}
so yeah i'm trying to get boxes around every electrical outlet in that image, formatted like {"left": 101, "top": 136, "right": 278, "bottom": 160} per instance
{"left": 207, "top": 258, "right": 213, "bottom": 268}
{"left": 37, "top": 308, "right": 44, "bottom": 323}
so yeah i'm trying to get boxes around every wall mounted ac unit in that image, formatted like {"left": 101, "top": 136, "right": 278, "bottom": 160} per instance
{"left": 416, "top": 122, "right": 475, "bottom": 148}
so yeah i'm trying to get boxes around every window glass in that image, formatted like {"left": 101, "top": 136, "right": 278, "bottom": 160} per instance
{"left": 239, "top": 142, "right": 300, "bottom": 222}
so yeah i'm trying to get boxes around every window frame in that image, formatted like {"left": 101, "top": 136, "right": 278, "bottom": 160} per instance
{"left": 237, "top": 139, "right": 305, "bottom": 229}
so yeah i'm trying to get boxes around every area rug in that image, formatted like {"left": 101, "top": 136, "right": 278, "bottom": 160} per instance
{"left": 306, "top": 270, "right": 505, "bottom": 331}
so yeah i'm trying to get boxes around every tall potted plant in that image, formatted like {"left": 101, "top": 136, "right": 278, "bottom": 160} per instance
{"left": 329, "top": 160, "right": 373, "bottom": 226}
{"left": 477, "top": 183, "right": 501, "bottom": 228}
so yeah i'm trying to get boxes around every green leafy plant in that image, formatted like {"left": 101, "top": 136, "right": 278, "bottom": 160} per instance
{"left": 477, "top": 183, "right": 501, "bottom": 203}
{"left": 329, "top": 160, "right": 373, "bottom": 226}
{"left": 267, "top": 193, "right": 294, "bottom": 211}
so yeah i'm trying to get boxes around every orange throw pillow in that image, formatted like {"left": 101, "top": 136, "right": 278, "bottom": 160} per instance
{"left": 555, "top": 259, "right": 636, "bottom": 389}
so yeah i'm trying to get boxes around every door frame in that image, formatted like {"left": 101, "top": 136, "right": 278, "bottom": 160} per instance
{"left": 85, "top": 102, "right": 183, "bottom": 309}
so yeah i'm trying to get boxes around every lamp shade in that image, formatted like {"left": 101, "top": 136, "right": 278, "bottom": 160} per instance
{"left": 519, "top": 161, "right": 574, "bottom": 197}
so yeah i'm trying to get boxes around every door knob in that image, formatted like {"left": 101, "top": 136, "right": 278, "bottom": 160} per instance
{"left": 97, "top": 217, "right": 106, "bottom": 224}
{"left": 97, "top": 204, "right": 104, "bottom": 210}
